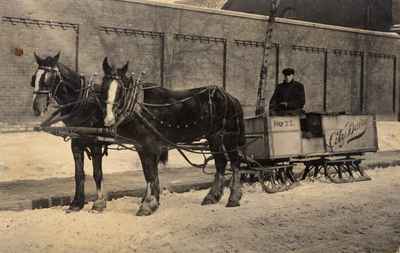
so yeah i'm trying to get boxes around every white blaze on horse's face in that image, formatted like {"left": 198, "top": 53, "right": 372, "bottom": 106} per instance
{"left": 33, "top": 69, "right": 45, "bottom": 101}
{"left": 104, "top": 79, "right": 119, "bottom": 127}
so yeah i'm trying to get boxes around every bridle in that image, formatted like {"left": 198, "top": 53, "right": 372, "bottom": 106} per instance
{"left": 103, "top": 73, "right": 125, "bottom": 105}
{"left": 32, "top": 65, "right": 93, "bottom": 109}
{"left": 32, "top": 64, "right": 104, "bottom": 127}
{"left": 32, "top": 66, "right": 64, "bottom": 99}
{"left": 103, "top": 72, "right": 145, "bottom": 127}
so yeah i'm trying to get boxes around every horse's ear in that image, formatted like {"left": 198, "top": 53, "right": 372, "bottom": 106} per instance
{"left": 119, "top": 61, "right": 129, "bottom": 76}
{"left": 34, "top": 52, "right": 43, "bottom": 65}
{"left": 53, "top": 51, "right": 60, "bottom": 63}
{"left": 102, "top": 57, "right": 112, "bottom": 74}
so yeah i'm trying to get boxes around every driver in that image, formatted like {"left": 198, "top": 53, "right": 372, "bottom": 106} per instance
{"left": 269, "top": 68, "right": 305, "bottom": 115}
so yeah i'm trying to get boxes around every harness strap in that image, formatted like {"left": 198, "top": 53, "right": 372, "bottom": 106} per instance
{"left": 141, "top": 88, "right": 210, "bottom": 107}
{"left": 113, "top": 77, "right": 140, "bottom": 128}
{"left": 133, "top": 104, "right": 240, "bottom": 155}
{"left": 134, "top": 86, "right": 242, "bottom": 140}
{"left": 176, "top": 148, "right": 214, "bottom": 170}
{"left": 33, "top": 90, "right": 51, "bottom": 94}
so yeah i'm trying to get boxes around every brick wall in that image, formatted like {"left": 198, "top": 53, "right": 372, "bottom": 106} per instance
{"left": 0, "top": 0, "right": 399, "bottom": 132}
{"left": 0, "top": 18, "right": 77, "bottom": 127}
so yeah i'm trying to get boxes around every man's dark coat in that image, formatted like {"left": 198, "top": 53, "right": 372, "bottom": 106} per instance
{"left": 269, "top": 80, "right": 305, "bottom": 113}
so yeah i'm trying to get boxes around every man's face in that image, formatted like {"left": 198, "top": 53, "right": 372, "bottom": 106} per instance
{"left": 284, "top": 74, "right": 294, "bottom": 83}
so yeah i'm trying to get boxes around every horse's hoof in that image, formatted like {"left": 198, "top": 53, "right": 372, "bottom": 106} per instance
{"left": 136, "top": 207, "right": 152, "bottom": 216}
{"left": 65, "top": 205, "right": 83, "bottom": 213}
{"left": 65, "top": 200, "right": 84, "bottom": 213}
{"left": 201, "top": 196, "right": 219, "bottom": 205}
{"left": 226, "top": 200, "right": 240, "bottom": 208}
{"left": 136, "top": 204, "right": 158, "bottom": 216}
{"left": 201, "top": 190, "right": 223, "bottom": 205}
{"left": 136, "top": 197, "right": 159, "bottom": 216}
{"left": 91, "top": 200, "right": 106, "bottom": 212}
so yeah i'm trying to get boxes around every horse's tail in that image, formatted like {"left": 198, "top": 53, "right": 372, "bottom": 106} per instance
{"left": 237, "top": 105, "right": 246, "bottom": 147}
{"left": 159, "top": 146, "right": 169, "bottom": 165}
{"left": 229, "top": 95, "right": 246, "bottom": 147}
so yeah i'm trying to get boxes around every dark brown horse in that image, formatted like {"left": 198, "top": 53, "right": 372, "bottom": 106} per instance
{"left": 102, "top": 58, "right": 245, "bottom": 215}
{"left": 30, "top": 52, "right": 168, "bottom": 213}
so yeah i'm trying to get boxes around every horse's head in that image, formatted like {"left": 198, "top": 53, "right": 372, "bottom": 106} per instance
{"left": 31, "top": 52, "right": 62, "bottom": 116}
{"left": 101, "top": 57, "right": 129, "bottom": 127}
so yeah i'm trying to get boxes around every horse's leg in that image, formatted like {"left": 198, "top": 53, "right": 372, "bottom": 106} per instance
{"left": 136, "top": 149, "right": 160, "bottom": 216}
{"left": 67, "top": 139, "right": 86, "bottom": 212}
{"left": 90, "top": 144, "right": 106, "bottom": 212}
{"left": 226, "top": 147, "right": 242, "bottom": 208}
{"left": 201, "top": 138, "right": 226, "bottom": 205}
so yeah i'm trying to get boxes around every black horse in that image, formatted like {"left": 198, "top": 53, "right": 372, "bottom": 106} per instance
{"left": 30, "top": 52, "right": 168, "bottom": 213}
{"left": 102, "top": 58, "right": 246, "bottom": 215}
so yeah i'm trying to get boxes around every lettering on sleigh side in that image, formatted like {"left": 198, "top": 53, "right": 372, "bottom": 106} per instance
{"left": 271, "top": 117, "right": 299, "bottom": 131}
{"left": 327, "top": 118, "right": 369, "bottom": 151}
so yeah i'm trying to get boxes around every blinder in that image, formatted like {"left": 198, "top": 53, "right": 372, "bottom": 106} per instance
{"left": 32, "top": 66, "right": 63, "bottom": 96}
{"left": 104, "top": 74, "right": 122, "bottom": 81}
{"left": 31, "top": 74, "right": 36, "bottom": 87}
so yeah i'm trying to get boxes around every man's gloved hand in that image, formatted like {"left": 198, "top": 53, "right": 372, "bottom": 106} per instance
{"left": 278, "top": 102, "right": 288, "bottom": 111}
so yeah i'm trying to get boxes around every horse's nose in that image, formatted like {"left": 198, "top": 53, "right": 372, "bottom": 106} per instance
{"left": 104, "top": 115, "right": 116, "bottom": 127}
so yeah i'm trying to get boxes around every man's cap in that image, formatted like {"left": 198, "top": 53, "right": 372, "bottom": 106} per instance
{"left": 282, "top": 68, "right": 295, "bottom": 76}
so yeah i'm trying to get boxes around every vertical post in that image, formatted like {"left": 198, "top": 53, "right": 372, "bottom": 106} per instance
{"left": 323, "top": 49, "right": 328, "bottom": 112}
{"left": 222, "top": 39, "right": 227, "bottom": 89}
{"left": 360, "top": 52, "right": 365, "bottom": 113}
{"left": 75, "top": 25, "right": 80, "bottom": 72}
{"left": 255, "top": 0, "right": 280, "bottom": 115}
{"left": 393, "top": 56, "right": 397, "bottom": 114}
{"left": 275, "top": 43, "right": 280, "bottom": 86}
{"left": 160, "top": 34, "right": 165, "bottom": 87}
